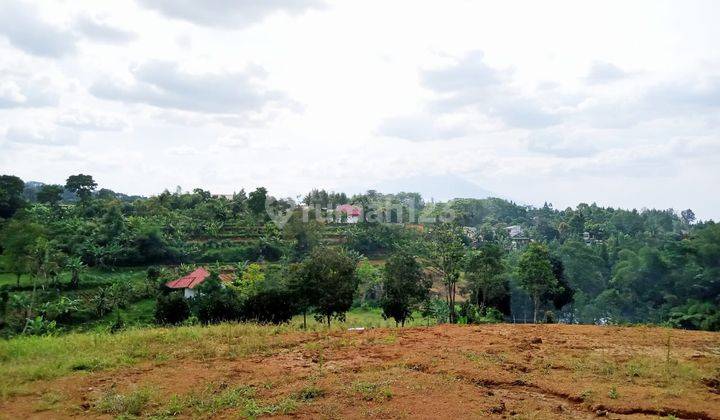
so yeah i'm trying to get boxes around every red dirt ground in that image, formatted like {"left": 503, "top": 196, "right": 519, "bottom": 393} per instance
{"left": 1, "top": 324, "right": 719, "bottom": 419}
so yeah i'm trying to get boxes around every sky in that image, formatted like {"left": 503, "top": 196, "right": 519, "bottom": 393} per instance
{"left": 0, "top": 0, "right": 719, "bottom": 219}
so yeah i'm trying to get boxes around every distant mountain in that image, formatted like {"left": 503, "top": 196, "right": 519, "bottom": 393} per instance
{"left": 356, "top": 174, "right": 503, "bottom": 203}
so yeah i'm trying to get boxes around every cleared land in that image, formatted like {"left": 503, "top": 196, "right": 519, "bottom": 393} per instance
{"left": 0, "top": 324, "right": 719, "bottom": 419}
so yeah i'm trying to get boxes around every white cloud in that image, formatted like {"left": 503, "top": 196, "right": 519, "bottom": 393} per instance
{"left": 585, "top": 61, "right": 628, "bottom": 84}
{"left": 0, "top": 73, "right": 59, "bottom": 108}
{"left": 0, "top": 1, "right": 77, "bottom": 57}
{"left": 0, "top": 0, "right": 719, "bottom": 219}
{"left": 74, "top": 15, "right": 136, "bottom": 44}
{"left": 420, "top": 51, "right": 562, "bottom": 130}
{"left": 137, "top": 0, "right": 324, "bottom": 28}
{"left": 4, "top": 126, "right": 79, "bottom": 146}
{"left": 377, "top": 114, "right": 467, "bottom": 141}
{"left": 90, "top": 60, "right": 295, "bottom": 116}
{"left": 56, "top": 110, "right": 128, "bottom": 131}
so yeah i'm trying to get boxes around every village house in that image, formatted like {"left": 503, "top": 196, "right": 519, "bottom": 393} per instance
{"left": 165, "top": 267, "right": 235, "bottom": 298}
{"left": 336, "top": 204, "right": 362, "bottom": 223}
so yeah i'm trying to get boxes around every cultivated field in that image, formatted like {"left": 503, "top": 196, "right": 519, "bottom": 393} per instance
{"left": 0, "top": 324, "right": 719, "bottom": 419}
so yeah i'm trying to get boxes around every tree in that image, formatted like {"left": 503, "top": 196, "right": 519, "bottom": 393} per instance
{"left": 146, "top": 266, "right": 162, "bottom": 294}
{"left": 0, "top": 219, "right": 44, "bottom": 287}
{"left": 65, "top": 174, "right": 97, "bottom": 203}
{"left": 0, "top": 175, "right": 25, "bottom": 219}
{"left": 295, "top": 247, "right": 359, "bottom": 327}
{"left": 36, "top": 184, "right": 64, "bottom": 208}
{"left": 155, "top": 292, "right": 190, "bottom": 325}
{"left": 381, "top": 252, "right": 431, "bottom": 326}
{"left": 464, "top": 244, "right": 506, "bottom": 309}
{"left": 283, "top": 210, "right": 321, "bottom": 260}
{"left": 681, "top": 209, "right": 696, "bottom": 226}
{"left": 356, "top": 260, "right": 383, "bottom": 306}
{"left": 66, "top": 256, "right": 86, "bottom": 289}
{"left": 426, "top": 223, "right": 466, "bottom": 323}
{"left": 192, "top": 273, "right": 242, "bottom": 323}
{"left": 287, "top": 263, "right": 319, "bottom": 329}
{"left": 28, "top": 238, "right": 64, "bottom": 310}
{"left": 544, "top": 257, "right": 574, "bottom": 312}
{"left": 248, "top": 187, "right": 268, "bottom": 217}
{"left": 517, "top": 242, "right": 557, "bottom": 323}
{"left": 231, "top": 189, "right": 247, "bottom": 215}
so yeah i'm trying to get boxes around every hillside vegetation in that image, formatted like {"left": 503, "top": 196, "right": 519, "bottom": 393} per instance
{"left": 2, "top": 174, "right": 719, "bottom": 336}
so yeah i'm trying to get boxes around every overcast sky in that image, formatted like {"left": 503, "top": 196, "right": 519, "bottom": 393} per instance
{"left": 1, "top": 0, "right": 719, "bottom": 219}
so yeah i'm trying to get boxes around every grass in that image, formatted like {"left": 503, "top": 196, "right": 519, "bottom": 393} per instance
{"left": 291, "top": 306, "right": 431, "bottom": 329}
{"left": 0, "top": 322, "right": 309, "bottom": 400}
{"left": 95, "top": 386, "right": 155, "bottom": 416}
{"left": 0, "top": 307, "right": 421, "bottom": 401}
{"left": 0, "top": 267, "right": 147, "bottom": 289}
{"left": 351, "top": 380, "right": 393, "bottom": 401}
{"left": 152, "top": 382, "right": 299, "bottom": 418}
{"left": 80, "top": 298, "right": 156, "bottom": 332}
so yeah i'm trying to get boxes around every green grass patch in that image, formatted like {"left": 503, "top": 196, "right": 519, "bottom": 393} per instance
{"left": 0, "top": 323, "right": 308, "bottom": 400}
{"left": 95, "top": 386, "right": 155, "bottom": 416}
{"left": 351, "top": 380, "right": 393, "bottom": 401}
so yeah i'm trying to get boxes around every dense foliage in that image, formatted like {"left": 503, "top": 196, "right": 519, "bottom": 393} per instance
{"left": 1, "top": 174, "right": 719, "bottom": 335}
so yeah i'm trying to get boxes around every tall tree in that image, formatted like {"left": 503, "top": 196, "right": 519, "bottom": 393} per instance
{"left": 296, "top": 247, "right": 359, "bottom": 327}
{"left": 381, "top": 252, "right": 431, "bottom": 326}
{"left": 427, "top": 223, "right": 466, "bottom": 323}
{"left": 36, "top": 184, "right": 64, "bottom": 208}
{"left": 464, "top": 244, "right": 506, "bottom": 308}
{"left": 0, "top": 219, "right": 43, "bottom": 287}
{"left": 681, "top": 209, "right": 696, "bottom": 226}
{"left": 287, "top": 262, "right": 319, "bottom": 329}
{"left": 0, "top": 175, "right": 25, "bottom": 219}
{"left": 65, "top": 174, "right": 97, "bottom": 203}
{"left": 517, "top": 242, "right": 557, "bottom": 323}
{"left": 247, "top": 187, "right": 268, "bottom": 217}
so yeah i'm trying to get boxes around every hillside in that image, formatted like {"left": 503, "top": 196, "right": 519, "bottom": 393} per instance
{"left": 1, "top": 323, "right": 718, "bottom": 419}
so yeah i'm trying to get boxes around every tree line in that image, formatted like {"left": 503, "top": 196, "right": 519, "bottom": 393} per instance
{"left": 1, "top": 173, "right": 719, "bottom": 334}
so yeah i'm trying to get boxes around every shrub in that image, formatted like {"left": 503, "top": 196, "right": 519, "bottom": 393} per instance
{"left": 192, "top": 275, "right": 242, "bottom": 323}
{"left": 240, "top": 289, "right": 296, "bottom": 324}
{"left": 198, "top": 246, "right": 261, "bottom": 263}
{"left": 155, "top": 292, "right": 190, "bottom": 325}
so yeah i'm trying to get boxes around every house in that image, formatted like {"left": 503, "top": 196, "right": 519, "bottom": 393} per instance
{"left": 336, "top": 204, "right": 362, "bottom": 223}
{"left": 505, "top": 225, "right": 531, "bottom": 250}
{"left": 165, "top": 267, "right": 235, "bottom": 298}
{"left": 506, "top": 225, "right": 525, "bottom": 238}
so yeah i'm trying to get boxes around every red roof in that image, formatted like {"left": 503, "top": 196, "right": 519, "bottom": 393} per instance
{"left": 166, "top": 267, "right": 210, "bottom": 289}
{"left": 337, "top": 204, "right": 361, "bottom": 217}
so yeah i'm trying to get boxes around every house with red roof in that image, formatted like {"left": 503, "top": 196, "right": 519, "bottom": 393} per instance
{"left": 336, "top": 204, "right": 362, "bottom": 223}
{"left": 165, "top": 267, "right": 235, "bottom": 298}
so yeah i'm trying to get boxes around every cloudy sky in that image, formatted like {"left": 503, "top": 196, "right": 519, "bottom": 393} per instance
{"left": 1, "top": 1, "right": 719, "bottom": 219}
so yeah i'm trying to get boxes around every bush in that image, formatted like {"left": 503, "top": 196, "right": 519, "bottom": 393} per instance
{"left": 155, "top": 292, "right": 190, "bottom": 325}
{"left": 198, "top": 246, "right": 261, "bottom": 263}
{"left": 668, "top": 301, "right": 720, "bottom": 331}
{"left": 457, "top": 302, "right": 504, "bottom": 324}
{"left": 240, "top": 289, "right": 296, "bottom": 324}
{"left": 422, "top": 298, "right": 450, "bottom": 324}
{"left": 192, "top": 275, "right": 242, "bottom": 323}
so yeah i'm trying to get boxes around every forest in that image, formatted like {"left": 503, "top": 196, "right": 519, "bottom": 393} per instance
{"left": 1, "top": 173, "right": 719, "bottom": 337}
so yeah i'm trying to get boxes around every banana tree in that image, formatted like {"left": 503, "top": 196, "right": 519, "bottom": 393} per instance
{"left": 66, "top": 256, "right": 86, "bottom": 289}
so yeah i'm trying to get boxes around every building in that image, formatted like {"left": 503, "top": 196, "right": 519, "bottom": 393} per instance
{"left": 506, "top": 225, "right": 525, "bottom": 238}
{"left": 336, "top": 204, "right": 362, "bottom": 223}
{"left": 165, "top": 267, "right": 235, "bottom": 298}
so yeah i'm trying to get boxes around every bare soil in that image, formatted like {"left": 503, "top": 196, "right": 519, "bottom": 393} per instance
{"left": 2, "top": 324, "right": 719, "bottom": 419}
